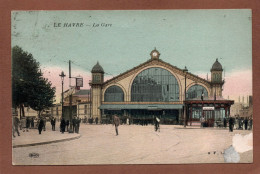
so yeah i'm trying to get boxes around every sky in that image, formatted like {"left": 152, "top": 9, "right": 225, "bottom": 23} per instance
{"left": 11, "top": 10, "right": 252, "bottom": 103}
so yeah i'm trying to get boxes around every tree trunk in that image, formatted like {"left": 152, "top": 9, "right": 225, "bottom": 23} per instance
{"left": 38, "top": 110, "right": 42, "bottom": 118}
{"left": 19, "top": 104, "right": 25, "bottom": 119}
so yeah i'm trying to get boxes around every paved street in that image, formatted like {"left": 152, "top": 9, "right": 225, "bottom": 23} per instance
{"left": 12, "top": 123, "right": 253, "bottom": 165}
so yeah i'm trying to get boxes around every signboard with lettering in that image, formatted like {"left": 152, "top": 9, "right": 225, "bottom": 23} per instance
{"left": 203, "top": 107, "right": 215, "bottom": 110}
{"left": 76, "top": 78, "right": 83, "bottom": 87}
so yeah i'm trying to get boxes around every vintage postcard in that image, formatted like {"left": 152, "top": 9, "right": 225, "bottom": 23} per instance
{"left": 11, "top": 10, "right": 253, "bottom": 165}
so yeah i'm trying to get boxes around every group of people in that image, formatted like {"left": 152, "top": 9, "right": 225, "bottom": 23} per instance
{"left": 60, "top": 116, "right": 81, "bottom": 134}
{"left": 12, "top": 116, "right": 46, "bottom": 136}
{"left": 82, "top": 116, "right": 99, "bottom": 124}
{"left": 19, "top": 117, "right": 37, "bottom": 132}
{"left": 228, "top": 116, "right": 253, "bottom": 132}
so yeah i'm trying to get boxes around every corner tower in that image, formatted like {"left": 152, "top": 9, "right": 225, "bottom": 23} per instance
{"left": 90, "top": 61, "right": 104, "bottom": 122}
{"left": 210, "top": 58, "right": 224, "bottom": 98}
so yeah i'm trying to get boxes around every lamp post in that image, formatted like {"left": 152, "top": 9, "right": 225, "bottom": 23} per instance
{"left": 183, "top": 66, "right": 188, "bottom": 127}
{"left": 59, "top": 71, "right": 66, "bottom": 120}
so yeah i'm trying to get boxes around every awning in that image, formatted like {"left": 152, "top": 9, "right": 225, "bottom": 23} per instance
{"left": 99, "top": 104, "right": 183, "bottom": 110}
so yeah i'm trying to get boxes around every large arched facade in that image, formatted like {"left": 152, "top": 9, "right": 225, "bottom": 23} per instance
{"left": 97, "top": 49, "right": 233, "bottom": 126}
{"left": 131, "top": 67, "right": 180, "bottom": 102}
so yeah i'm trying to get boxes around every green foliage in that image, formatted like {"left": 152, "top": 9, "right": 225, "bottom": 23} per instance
{"left": 28, "top": 77, "right": 56, "bottom": 114}
{"left": 12, "top": 46, "right": 56, "bottom": 114}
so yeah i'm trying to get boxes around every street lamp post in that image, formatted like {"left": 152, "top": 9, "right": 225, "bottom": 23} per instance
{"left": 183, "top": 66, "right": 188, "bottom": 127}
{"left": 59, "top": 71, "right": 66, "bottom": 120}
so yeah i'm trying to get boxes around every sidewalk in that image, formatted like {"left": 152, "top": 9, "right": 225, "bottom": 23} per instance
{"left": 12, "top": 123, "right": 81, "bottom": 148}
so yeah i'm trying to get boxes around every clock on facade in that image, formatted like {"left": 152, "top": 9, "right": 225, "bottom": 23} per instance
{"left": 153, "top": 52, "right": 158, "bottom": 56}
{"left": 150, "top": 49, "right": 160, "bottom": 59}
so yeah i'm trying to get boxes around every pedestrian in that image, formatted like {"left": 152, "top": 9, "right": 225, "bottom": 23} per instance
{"left": 51, "top": 117, "right": 54, "bottom": 130}
{"left": 228, "top": 116, "right": 234, "bottom": 132}
{"left": 26, "top": 117, "right": 30, "bottom": 132}
{"left": 113, "top": 115, "right": 120, "bottom": 136}
{"left": 31, "top": 117, "right": 34, "bottom": 129}
{"left": 200, "top": 116, "right": 205, "bottom": 128}
{"left": 12, "top": 116, "right": 20, "bottom": 137}
{"left": 43, "top": 117, "right": 46, "bottom": 131}
{"left": 234, "top": 116, "right": 238, "bottom": 130}
{"left": 51, "top": 117, "right": 56, "bottom": 131}
{"left": 38, "top": 117, "right": 44, "bottom": 134}
{"left": 84, "top": 116, "right": 87, "bottom": 124}
{"left": 126, "top": 118, "right": 129, "bottom": 125}
{"left": 244, "top": 117, "right": 248, "bottom": 130}
{"left": 154, "top": 116, "right": 160, "bottom": 132}
{"left": 53, "top": 117, "right": 56, "bottom": 131}
{"left": 72, "top": 116, "right": 77, "bottom": 132}
{"left": 75, "top": 117, "right": 81, "bottom": 134}
{"left": 223, "top": 117, "right": 227, "bottom": 128}
{"left": 95, "top": 117, "right": 98, "bottom": 124}
{"left": 60, "top": 118, "right": 66, "bottom": 133}
{"left": 66, "top": 120, "right": 69, "bottom": 132}
{"left": 249, "top": 117, "right": 253, "bottom": 130}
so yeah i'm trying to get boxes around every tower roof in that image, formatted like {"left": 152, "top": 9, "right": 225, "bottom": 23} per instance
{"left": 211, "top": 58, "right": 223, "bottom": 71}
{"left": 91, "top": 61, "right": 104, "bottom": 73}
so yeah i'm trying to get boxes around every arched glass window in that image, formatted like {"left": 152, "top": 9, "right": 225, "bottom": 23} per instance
{"left": 187, "top": 84, "right": 208, "bottom": 100}
{"left": 104, "top": 85, "right": 124, "bottom": 102}
{"left": 131, "top": 67, "right": 180, "bottom": 102}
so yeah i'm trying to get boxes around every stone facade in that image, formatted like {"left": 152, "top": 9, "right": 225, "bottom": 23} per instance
{"left": 89, "top": 49, "right": 227, "bottom": 123}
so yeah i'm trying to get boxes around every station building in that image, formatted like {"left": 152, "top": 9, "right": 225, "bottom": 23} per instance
{"left": 89, "top": 49, "right": 234, "bottom": 126}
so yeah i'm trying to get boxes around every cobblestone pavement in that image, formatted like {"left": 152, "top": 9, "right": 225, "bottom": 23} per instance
{"left": 12, "top": 124, "right": 253, "bottom": 165}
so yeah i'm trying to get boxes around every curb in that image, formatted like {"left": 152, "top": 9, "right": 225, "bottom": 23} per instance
{"left": 13, "top": 134, "right": 81, "bottom": 148}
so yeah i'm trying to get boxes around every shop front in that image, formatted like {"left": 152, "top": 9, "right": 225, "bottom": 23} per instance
{"left": 185, "top": 100, "right": 234, "bottom": 127}
{"left": 100, "top": 104, "right": 183, "bottom": 125}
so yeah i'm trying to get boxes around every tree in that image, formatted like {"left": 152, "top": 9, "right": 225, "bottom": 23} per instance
{"left": 28, "top": 77, "right": 56, "bottom": 117}
{"left": 12, "top": 46, "right": 56, "bottom": 118}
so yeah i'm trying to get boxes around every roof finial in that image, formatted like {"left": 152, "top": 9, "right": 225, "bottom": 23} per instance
{"left": 216, "top": 58, "right": 218, "bottom": 61}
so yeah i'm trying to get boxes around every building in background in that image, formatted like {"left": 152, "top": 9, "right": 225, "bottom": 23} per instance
{"left": 230, "top": 95, "right": 253, "bottom": 118}
{"left": 90, "top": 49, "right": 234, "bottom": 126}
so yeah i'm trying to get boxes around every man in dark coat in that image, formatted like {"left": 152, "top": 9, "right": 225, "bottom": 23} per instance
{"left": 223, "top": 117, "right": 227, "bottom": 128}
{"left": 60, "top": 118, "right": 66, "bottom": 133}
{"left": 113, "top": 115, "right": 120, "bottom": 136}
{"left": 75, "top": 117, "right": 81, "bottom": 134}
{"left": 31, "top": 117, "right": 34, "bottom": 129}
{"left": 38, "top": 117, "right": 44, "bottom": 134}
{"left": 95, "top": 117, "right": 98, "bottom": 124}
{"left": 244, "top": 117, "right": 248, "bottom": 130}
{"left": 26, "top": 117, "right": 30, "bottom": 132}
{"left": 43, "top": 117, "right": 46, "bottom": 131}
{"left": 228, "top": 117, "right": 234, "bottom": 132}
{"left": 51, "top": 117, "right": 56, "bottom": 131}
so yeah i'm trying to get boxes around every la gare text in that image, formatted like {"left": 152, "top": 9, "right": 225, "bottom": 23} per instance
{"left": 54, "top": 22, "right": 112, "bottom": 28}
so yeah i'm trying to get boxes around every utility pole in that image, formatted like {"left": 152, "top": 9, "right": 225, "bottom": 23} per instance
{"left": 69, "top": 60, "right": 73, "bottom": 133}
{"left": 183, "top": 66, "right": 188, "bottom": 127}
